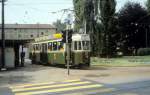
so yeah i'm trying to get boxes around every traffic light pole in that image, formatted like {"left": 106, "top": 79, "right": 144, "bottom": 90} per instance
{"left": 66, "top": 30, "right": 70, "bottom": 75}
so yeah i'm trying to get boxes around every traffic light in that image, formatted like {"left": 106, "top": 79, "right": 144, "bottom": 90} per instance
{"left": 68, "top": 29, "right": 73, "bottom": 43}
{"left": 62, "top": 30, "right": 66, "bottom": 43}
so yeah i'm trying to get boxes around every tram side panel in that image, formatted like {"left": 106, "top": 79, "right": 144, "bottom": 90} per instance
{"left": 72, "top": 51, "right": 90, "bottom": 66}
{"left": 47, "top": 51, "right": 66, "bottom": 65}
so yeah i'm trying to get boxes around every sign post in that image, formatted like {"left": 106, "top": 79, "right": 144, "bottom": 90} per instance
{"left": 66, "top": 30, "right": 70, "bottom": 75}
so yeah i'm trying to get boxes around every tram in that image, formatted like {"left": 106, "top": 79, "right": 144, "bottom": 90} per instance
{"left": 29, "top": 33, "right": 91, "bottom": 67}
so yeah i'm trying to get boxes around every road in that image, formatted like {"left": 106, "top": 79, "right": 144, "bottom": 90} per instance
{"left": 0, "top": 61, "right": 150, "bottom": 95}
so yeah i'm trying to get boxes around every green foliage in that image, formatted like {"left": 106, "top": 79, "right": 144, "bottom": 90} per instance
{"left": 146, "top": 0, "right": 150, "bottom": 13}
{"left": 73, "top": 0, "right": 85, "bottom": 31}
{"left": 118, "top": 2, "right": 148, "bottom": 55}
{"left": 73, "top": 0, "right": 117, "bottom": 57}
{"left": 53, "top": 20, "right": 66, "bottom": 32}
{"left": 99, "top": 0, "right": 117, "bottom": 57}
{"left": 137, "top": 48, "right": 150, "bottom": 56}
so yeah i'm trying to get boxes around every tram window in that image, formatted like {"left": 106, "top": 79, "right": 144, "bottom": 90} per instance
{"left": 36, "top": 44, "right": 39, "bottom": 50}
{"left": 58, "top": 42, "right": 64, "bottom": 50}
{"left": 78, "top": 41, "right": 82, "bottom": 50}
{"left": 33, "top": 45, "right": 36, "bottom": 51}
{"left": 82, "top": 41, "right": 90, "bottom": 50}
{"left": 74, "top": 41, "right": 77, "bottom": 50}
{"left": 39, "top": 45, "right": 41, "bottom": 51}
{"left": 42, "top": 43, "right": 47, "bottom": 52}
{"left": 48, "top": 42, "right": 52, "bottom": 51}
{"left": 45, "top": 44, "right": 47, "bottom": 51}
{"left": 53, "top": 42, "right": 57, "bottom": 51}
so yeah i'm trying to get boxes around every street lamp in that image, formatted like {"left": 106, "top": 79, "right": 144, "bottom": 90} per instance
{"left": 0, "top": 0, "right": 7, "bottom": 70}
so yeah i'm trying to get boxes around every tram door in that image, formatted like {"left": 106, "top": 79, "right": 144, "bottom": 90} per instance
{"left": 40, "top": 43, "right": 48, "bottom": 64}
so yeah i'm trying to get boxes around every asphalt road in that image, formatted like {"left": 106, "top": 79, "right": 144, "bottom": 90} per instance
{"left": 1, "top": 79, "right": 150, "bottom": 95}
{"left": 0, "top": 61, "right": 150, "bottom": 95}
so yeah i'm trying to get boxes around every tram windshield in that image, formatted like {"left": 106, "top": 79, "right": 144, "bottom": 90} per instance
{"left": 82, "top": 41, "right": 90, "bottom": 50}
{"left": 73, "top": 41, "right": 90, "bottom": 51}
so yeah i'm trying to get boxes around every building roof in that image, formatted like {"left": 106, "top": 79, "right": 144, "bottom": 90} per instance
{"left": 0, "top": 24, "right": 56, "bottom": 29}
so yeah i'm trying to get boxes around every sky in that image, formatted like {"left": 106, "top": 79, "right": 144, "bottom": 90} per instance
{"left": 0, "top": 0, "right": 147, "bottom": 24}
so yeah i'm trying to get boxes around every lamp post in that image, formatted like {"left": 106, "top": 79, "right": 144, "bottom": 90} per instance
{"left": 0, "top": 0, "right": 6, "bottom": 70}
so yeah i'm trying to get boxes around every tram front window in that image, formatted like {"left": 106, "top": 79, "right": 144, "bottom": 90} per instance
{"left": 78, "top": 41, "right": 82, "bottom": 50}
{"left": 74, "top": 41, "right": 90, "bottom": 50}
{"left": 82, "top": 41, "right": 90, "bottom": 50}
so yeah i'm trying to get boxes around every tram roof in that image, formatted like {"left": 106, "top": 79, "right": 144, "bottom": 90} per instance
{"left": 72, "top": 34, "right": 90, "bottom": 41}
{"left": 34, "top": 33, "right": 62, "bottom": 42}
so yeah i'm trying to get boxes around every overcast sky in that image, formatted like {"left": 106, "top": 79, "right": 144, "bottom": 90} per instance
{"left": 0, "top": 0, "right": 147, "bottom": 24}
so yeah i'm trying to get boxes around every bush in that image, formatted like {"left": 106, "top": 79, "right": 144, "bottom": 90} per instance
{"left": 137, "top": 48, "right": 150, "bottom": 56}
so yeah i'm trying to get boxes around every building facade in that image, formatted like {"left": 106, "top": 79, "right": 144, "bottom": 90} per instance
{"left": 0, "top": 24, "right": 57, "bottom": 40}
{"left": 0, "top": 24, "right": 57, "bottom": 68}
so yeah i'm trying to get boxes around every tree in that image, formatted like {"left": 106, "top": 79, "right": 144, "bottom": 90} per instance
{"left": 73, "top": 0, "right": 118, "bottom": 57}
{"left": 53, "top": 20, "right": 66, "bottom": 32}
{"left": 73, "top": 0, "right": 85, "bottom": 31}
{"left": 146, "top": 0, "right": 150, "bottom": 13}
{"left": 84, "top": 0, "right": 97, "bottom": 55}
{"left": 118, "top": 2, "right": 148, "bottom": 55}
{"left": 99, "top": 0, "right": 117, "bottom": 57}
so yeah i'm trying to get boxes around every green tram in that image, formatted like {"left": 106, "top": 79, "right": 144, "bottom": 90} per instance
{"left": 29, "top": 33, "right": 91, "bottom": 67}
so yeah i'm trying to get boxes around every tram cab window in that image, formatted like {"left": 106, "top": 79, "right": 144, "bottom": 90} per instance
{"left": 73, "top": 41, "right": 82, "bottom": 50}
{"left": 53, "top": 42, "right": 57, "bottom": 51}
{"left": 48, "top": 42, "right": 52, "bottom": 51}
{"left": 73, "top": 41, "right": 90, "bottom": 50}
{"left": 74, "top": 41, "right": 77, "bottom": 50}
{"left": 82, "top": 41, "right": 90, "bottom": 50}
{"left": 78, "top": 41, "right": 82, "bottom": 50}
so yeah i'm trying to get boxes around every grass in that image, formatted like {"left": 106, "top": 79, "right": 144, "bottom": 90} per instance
{"left": 91, "top": 56, "right": 150, "bottom": 67}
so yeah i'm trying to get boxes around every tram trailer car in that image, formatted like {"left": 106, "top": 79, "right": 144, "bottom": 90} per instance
{"left": 29, "top": 33, "right": 91, "bottom": 67}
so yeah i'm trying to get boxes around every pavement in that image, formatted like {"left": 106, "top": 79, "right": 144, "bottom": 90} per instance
{"left": 1, "top": 60, "right": 150, "bottom": 95}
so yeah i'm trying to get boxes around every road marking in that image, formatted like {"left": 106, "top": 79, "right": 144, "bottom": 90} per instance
{"left": 64, "top": 88, "right": 116, "bottom": 95}
{"left": 10, "top": 82, "right": 54, "bottom": 89}
{"left": 15, "top": 84, "right": 102, "bottom": 95}
{"left": 12, "top": 81, "right": 91, "bottom": 92}
{"left": 10, "top": 79, "right": 80, "bottom": 89}
{"left": 10, "top": 79, "right": 103, "bottom": 95}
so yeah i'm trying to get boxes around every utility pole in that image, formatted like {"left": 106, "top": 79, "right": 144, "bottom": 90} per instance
{"left": 1, "top": 0, "right": 6, "bottom": 70}
{"left": 65, "top": 13, "right": 72, "bottom": 75}
{"left": 66, "top": 30, "right": 70, "bottom": 75}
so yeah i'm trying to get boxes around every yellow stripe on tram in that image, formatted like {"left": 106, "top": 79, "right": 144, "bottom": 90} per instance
{"left": 10, "top": 79, "right": 80, "bottom": 89}
{"left": 15, "top": 84, "right": 103, "bottom": 95}
{"left": 13, "top": 81, "right": 91, "bottom": 92}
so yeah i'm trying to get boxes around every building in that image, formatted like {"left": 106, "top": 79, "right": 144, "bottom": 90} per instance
{"left": 0, "top": 24, "right": 57, "bottom": 40}
{"left": 0, "top": 24, "right": 57, "bottom": 69}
